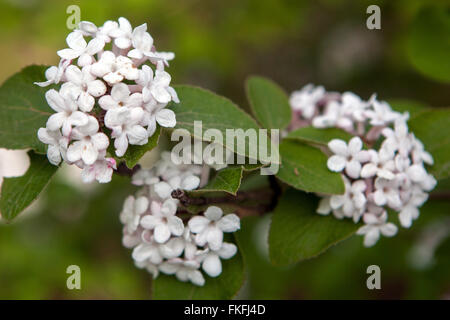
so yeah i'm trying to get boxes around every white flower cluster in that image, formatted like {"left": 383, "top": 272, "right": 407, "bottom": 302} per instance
{"left": 36, "top": 17, "right": 179, "bottom": 184}
{"left": 289, "top": 84, "right": 436, "bottom": 247}
{"left": 120, "top": 151, "right": 241, "bottom": 286}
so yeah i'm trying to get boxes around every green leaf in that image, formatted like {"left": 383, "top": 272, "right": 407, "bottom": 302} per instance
{"left": 152, "top": 236, "right": 244, "bottom": 299}
{"left": 276, "top": 140, "right": 345, "bottom": 195}
{"left": 407, "top": 6, "right": 450, "bottom": 83}
{"left": 0, "top": 65, "right": 53, "bottom": 153}
{"left": 191, "top": 166, "right": 243, "bottom": 195}
{"left": 408, "top": 109, "right": 450, "bottom": 180}
{"left": 0, "top": 151, "right": 58, "bottom": 221}
{"left": 285, "top": 126, "right": 352, "bottom": 146}
{"left": 116, "top": 127, "right": 161, "bottom": 168}
{"left": 168, "top": 85, "right": 277, "bottom": 164}
{"left": 246, "top": 76, "right": 291, "bottom": 130}
{"left": 268, "top": 189, "right": 360, "bottom": 266}
{"left": 388, "top": 99, "right": 427, "bottom": 118}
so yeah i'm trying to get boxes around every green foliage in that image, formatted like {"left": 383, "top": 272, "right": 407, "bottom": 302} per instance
{"left": 117, "top": 128, "right": 161, "bottom": 168}
{"left": 286, "top": 126, "right": 353, "bottom": 146}
{"left": 168, "top": 85, "right": 275, "bottom": 164}
{"left": 276, "top": 140, "right": 345, "bottom": 195}
{"left": 408, "top": 109, "right": 450, "bottom": 180}
{"left": 191, "top": 166, "right": 243, "bottom": 195}
{"left": 407, "top": 6, "right": 450, "bottom": 83}
{"left": 0, "top": 151, "right": 58, "bottom": 221}
{"left": 152, "top": 236, "right": 244, "bottom": 299}
{"left": 388, "top": 99, "right": 427, "bottom": 117}
{"left": 268, "top": 189, "right": 360, "bottom": 266}
{"left": 0, "top": 65, "right": 52, "bottom": 154}
{"left": 246, "top": 76, "right": 291, "bottom": 130}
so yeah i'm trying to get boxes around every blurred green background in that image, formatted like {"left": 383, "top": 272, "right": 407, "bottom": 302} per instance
{"left": 0, "top": 0, "right": 449, "bottom": 299}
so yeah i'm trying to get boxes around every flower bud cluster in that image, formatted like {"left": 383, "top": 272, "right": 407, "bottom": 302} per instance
{"left": 289, "top": 84, "right": 436, "bottom": 246}
{"left": 36, "top": 17, "right": 178, "bottom": 183}
{"left": 120, "top": 151, "right": 240, "bottom": 286}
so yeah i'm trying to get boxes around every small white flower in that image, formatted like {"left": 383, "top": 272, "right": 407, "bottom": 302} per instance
{"left": 45, "top": 89, "right": 89, "bottom": 136}
{"left": 202, "top": 242, "right": 237, "bottom": 277}
{"left": 120, "top": 196, "right": 149, "bottom": 234}
{"left": 57, "top": 30, "right": 104, "bottom": 66}
{"left": 398, "top": 188, "right": 428, "bottom": 228}
{"left": 360, "top": 149, "right": 396, "bottom": 180}
{"left": 153, "top": 172, "right": 200, "bottom": 199}
{"left": 37, "top": 127, "right": 68, "bottom": 165}
{"left": 81, "top": 156, "right": 116, "bottom": 184}
{"left": 188, "top": 206, "right": 240, "bottom": 250}
{"left": 66, "top": 116, "right": 109, "bottom": 166}
{"left": 127, "top": 23, "right": 154, "bottom": 60}
{"left": 142, "top": 100, "right": 177, "bottom": 136}
{"left": 313, "top": 101, "right": 353, "bottom": 131}
{"left": 364, "top": 98, "right": 399, "bottom": 126}
{"left": 316, "top": 197, "right": 332, "bottom": 215}
{"left": 140, "top": 199, "right": 184, "bottom": 243}
{"left": 357, "top": 212, "right": 398, "bottom": 247}
{"left": 98, "top": 83, "right": 143, "bottom": 112}
{"left": 339, "top": 92, "right": 369, "bottom": 123}
{"left": 134, "top": 259, "right": 159, "bottom": 279}
{"left": 61, "top": 65, "right": 107, "bottom": 112}
{"left": 372, "top": 177, "right": 402, "bottom": 209}
{"left": 289, "top": 84, "right": 325, "bottom": 119}
{"left": 420, "top": 174, "right": 437, "bottom": 192}
{"left": 381, "top": 116, "right": 412, "bottom": 157}
{"left": 137, "top": 63, "right": 178, "bottom": 104}
{"left": 327, "top": 137, "right": 370, "bottom": 179}
{"left": 329, "top": 178, "right": 367, "bottom": 222}
{"left": 78, "top": 20, "right": 118, "bottom": 45}
{"left": 411, "top": 138, "right": 434, "bottom": 165}
{"left": 109, "top": 17, "right": 134, "bottom": 49}
{"left": 159, "top": 241, "right": 206, "bottom": 286}
{"left": 91, "top": 51, "right": 139, "bottom": 85}
{"left": 34, "top": 59, "right": 70, "bottom": 87}
{"left": 132, "top": 236, "right": 184, "bottom": 264}
{"left": 132, "top": 168, "right": 159, "bottom": 186}
{"left": 105, "top": 107, "right": 148, "bottom": 157}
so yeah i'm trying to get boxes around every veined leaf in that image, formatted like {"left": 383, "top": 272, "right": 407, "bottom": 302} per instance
{"left": 408, "top": 108, "right": 450, "bottom": 180}
{"left": 407, "top": 6, "right": 450, "bottom": 83}
{"left": 276, "top": 140, "right": 345, "bottom": 195}
{"left": 269, "top": 189, "right": 360, "bottom": 266}
{"left": 0, "top": 151, "right": 58, "bottom": 221}
{"left": 286, "top": 126, "right": 352, "bottom": 146}
{"left": 168, "top": 85, "right": 277, "bottom": 165}
{"left": 246, "top": 76, "right": 291, "bottom": 130}
{"left": 0, "top": 65, "right": 52, "bottom": 153}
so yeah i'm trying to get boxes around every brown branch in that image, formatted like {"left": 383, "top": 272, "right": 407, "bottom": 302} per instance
{"left": 114, "top": 162, "right": 141, "bottom": 177}
{"left": 171, "top": 188, "right": 276, "bottom": 218}
{"left": 430, "top": 192, "right": 450, "bottom": 201}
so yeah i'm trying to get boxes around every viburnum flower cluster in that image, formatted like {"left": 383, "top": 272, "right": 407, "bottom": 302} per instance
{"left": 289, "top": 84, "right": 436, "bottom": 247}
{"left": 35, "top": 17, "right": 178, "bottom": 184}
{"left": 120, "top": 151, "right": 241, "bottom": 286}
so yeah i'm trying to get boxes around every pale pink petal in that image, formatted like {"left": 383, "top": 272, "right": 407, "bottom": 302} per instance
{"left": 202, "top": 254, "right": 222, "bottom": 277}
{"left": 188, "top": 216, "right": 209, "bottom": 233}
{"left": 327, "top": 155, "right": 346, "bottom": 172}
{"left": 217, "top": 214, "right": 240, "bottom": 232}
{"left": 154, "top": 223, "right": 171, "bottom": 243}
{"left": 328, "top": 139, "right": 348, "bottom": 156}
{"left": 204, "top": 206, "right": 223, "bottom": 221}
